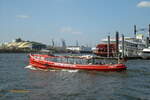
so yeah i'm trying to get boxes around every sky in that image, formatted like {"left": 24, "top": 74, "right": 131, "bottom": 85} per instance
{"left": 0, "top": 0, "right": 150, "bottom": 46}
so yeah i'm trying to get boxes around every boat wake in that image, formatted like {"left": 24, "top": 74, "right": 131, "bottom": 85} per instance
{"left": 61, "top": 69, "right": 79, "bottom": 73}
{"left": 25, "top": 65, "right": 79, "bottom": 73}
{"left": 24, "top": 65, "right": 37, "bottom": 70}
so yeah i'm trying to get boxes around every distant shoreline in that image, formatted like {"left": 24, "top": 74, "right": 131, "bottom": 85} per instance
{"left": 0, "top": 49, "right": 75, "bottom": 54}
{"left": 0, "top": 49, "right": 40, "bottom": 53}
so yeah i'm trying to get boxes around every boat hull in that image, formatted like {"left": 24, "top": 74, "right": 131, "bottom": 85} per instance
{"left": 29, "top": 54, "right": 127, "bottom": 71}
{"left": 139, "top": 53, "right": 150, "bottom": 59}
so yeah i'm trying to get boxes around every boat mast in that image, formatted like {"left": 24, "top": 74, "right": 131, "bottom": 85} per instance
{"left": 115, "top": 31, "right": 119, "bottom": 57}
{"left": 107, "top": 35, "right": 110, "bottom": 57}
{"left": 148, "top": 24, "right": 150, "bottom": 42}
{"left": 51, "top": 39, "right": 55, "bottom": 48}
{"left": 76, "top": 40, "right": 79, "bottom": 47}
{"left": 134, "top": 25, "right": 137, "bottom": 38}
{"left": 116, "top": 31, "right": 120, "bottom": 64}
{"left": 122, "top": 34, "right": 125, "bottom": 58}
{"left": 145, "top": 24, "right": 150, "bottom": 47}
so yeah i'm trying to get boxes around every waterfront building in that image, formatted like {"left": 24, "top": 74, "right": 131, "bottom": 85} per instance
{"left": 2, "top": 38, "right": 46, "bottom": 50}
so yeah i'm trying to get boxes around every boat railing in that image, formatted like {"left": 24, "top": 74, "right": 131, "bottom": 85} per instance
{"left": 44, "top": 56, "right": 119, "bottom": 65}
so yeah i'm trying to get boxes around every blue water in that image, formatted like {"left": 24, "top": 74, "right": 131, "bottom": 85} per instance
{"left": 0, "top": 53, "right": 150, "bottom": 100}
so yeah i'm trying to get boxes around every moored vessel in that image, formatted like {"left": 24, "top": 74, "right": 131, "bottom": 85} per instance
{"left": 139, "top": 47, "right": 150, "bottom": 59}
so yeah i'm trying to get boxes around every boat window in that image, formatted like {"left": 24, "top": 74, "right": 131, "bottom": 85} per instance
{"left": 87, "top": 59, "right": 92, "bottom": 64}
{"left": 68, "top": 58, "right": 74, "bottom": 64}
{"left": 57, "top": 58, "right": 62, "bottom": 63}
{"left": 93, "top": 59, "right": 101, "bottom": 64}
{"left": 51, "top": 58, "right": 57, "bottom": 62}
{"left": 80, "top": 59, "right": 87, "bottom": 64}
{"left": 75, "top": 58, "right": 82, "bottom": 64}
{"left": 45, "top": 58, "right": 52, "bottom": 61}
{"left": 61, "top": 57, "right": 68, "bottom": 63}
{"left": 45, "top": 57, "right": 57, "bottom": 62}
{"left": 44, "top": 57, "right": 117, "bottom": 65}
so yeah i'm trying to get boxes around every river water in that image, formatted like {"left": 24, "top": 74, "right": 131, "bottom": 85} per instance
{"left": 0, "top": 53, "right": 150, "bottom": 100}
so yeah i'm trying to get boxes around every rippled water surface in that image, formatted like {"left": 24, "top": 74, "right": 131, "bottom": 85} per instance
{"left": 0, "top": 53, "right": 150, "bottom": 100}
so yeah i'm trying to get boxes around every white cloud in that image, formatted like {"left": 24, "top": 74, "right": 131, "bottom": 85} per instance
{"left": 137, "top": 1, "right": 150, "bottom": 8}
{"left": 60, "top": 26, "right": 73, "bottom": 33}
{"left": 59, "top": 26, "right": 82, "bottom": 34}
{"left": 16, "top": 15, "right": 31, "bottom": 19}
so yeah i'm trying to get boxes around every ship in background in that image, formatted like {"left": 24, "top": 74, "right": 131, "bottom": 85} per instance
{"left": 66, "top": 40, "right": 92, "bottom": 53}
{"left": 66, "top": 46, "right": 92, "bottom": 53}
{"left": 94, "top": 25, "right": 150, "bottom": 58}
{"left": 98, "top": 34, "right": 146, "bottom": 57}
{"left": 138, "top": 24, "right": 150, "bottom": 59}
{"left": 139, "top": 47, "right": 150, "bottom": 59}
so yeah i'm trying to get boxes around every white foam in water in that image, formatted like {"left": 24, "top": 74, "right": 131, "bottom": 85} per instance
{"left": 24, "top": 65, "right": 37, "bottom": 70}
{"left": 61, "top": 69, "right": 79, "bottom": 73}
{"left": 25, "top": 65, "right": 78, "bottom": 72}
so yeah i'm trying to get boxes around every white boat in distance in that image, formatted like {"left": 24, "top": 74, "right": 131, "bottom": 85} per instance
{"left": 139, "top": 47, "right": 150, "bottom": 59}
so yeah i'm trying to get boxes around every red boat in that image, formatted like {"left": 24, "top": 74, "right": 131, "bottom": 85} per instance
{"left": 29, "top": 54, "right": 127, "bottom": 71}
